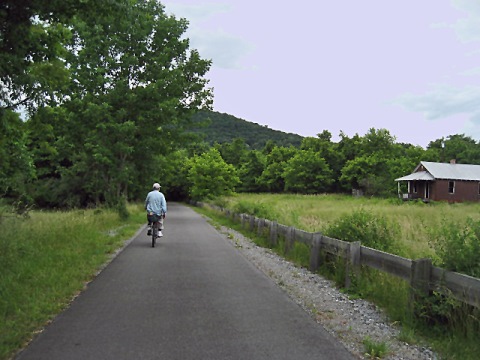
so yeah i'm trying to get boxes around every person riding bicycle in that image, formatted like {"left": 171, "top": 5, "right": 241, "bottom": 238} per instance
{"left": 145, "top": 182, "right": 167, "bottom": 237}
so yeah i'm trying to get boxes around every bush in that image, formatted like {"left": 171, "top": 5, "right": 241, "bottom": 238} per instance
{"left": 323, "top": 208, "right": 399, "bottom": 252}
{"left": 429, "top": 217, "right": 480, "bottom": 278}
{"left": 232, "top": 200, "right": 275, "bottom": 220}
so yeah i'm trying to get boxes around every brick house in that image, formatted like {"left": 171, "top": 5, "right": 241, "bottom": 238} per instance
{"left": 395, "top": 160, "right": 480, "bottom": 202}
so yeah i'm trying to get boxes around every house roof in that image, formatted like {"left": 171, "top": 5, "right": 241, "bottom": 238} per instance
{"left": 395, "top": 171, "right": 434, "bottom": 182}
{"left": 396, "top": 161, "right": 480, "bottom": 182}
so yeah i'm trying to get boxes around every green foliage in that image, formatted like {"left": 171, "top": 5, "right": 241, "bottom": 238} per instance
{"left": 0, "top": 0, "right": 118, "bottom": 111}
{"left": 300, "top": 131, "right": 345, "bottom": 192}
{"left": 237, "top": 150, "right": 268, "bottom": 193}
{"left": 215, "top": 138, "right": 249, "bottom": 167}
{"left": 186, "top": 148, "right": 240, "bottom": 200}
{"left": 429, "top": 217, "right": 480, "bottom": 278}
{"left": 153, "top": 150, "right": 190, "bottom": 201}
{"left": 363, "top": 336, "right": 389, "bottom": 359}
{"left": 257, "top": 146, "right": 297, "bottom": 192}
{"left": 323, "top": 208, "right": 398, "bottom": 252}
{"left": 284, "top": 150, "right": 333, "bottom": 193}
{"left": 232, "top": 200, "right": 276, "bottom": 220}
{"left": 20, "top": 0, "right": 212, "bottom": 207}
{"left": 114, "top": 197, "right": 130, "bottom": 221}
{"left": 0, "top": 110, "right": 35, "bottom": 200}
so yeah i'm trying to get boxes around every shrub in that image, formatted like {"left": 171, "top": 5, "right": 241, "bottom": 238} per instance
{"left": 323, "top": 208, "right": 399, "bottom": 252}
{"left": 232, "top": 200, "right": 275, "bottom": 220}
{"left": 429, "top": 217, "right": 480, "bottom": 278}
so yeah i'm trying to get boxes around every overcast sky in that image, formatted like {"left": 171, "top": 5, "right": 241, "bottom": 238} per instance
{"left": 162, "top": 0, "right": 480, "bottom": 148}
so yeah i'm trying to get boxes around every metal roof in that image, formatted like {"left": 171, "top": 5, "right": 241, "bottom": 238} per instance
{"left": 396, "top": 161, "right": 480, "bottom": 182}
{"left": 395, "top": 171, "right": 434, "bottom": 182}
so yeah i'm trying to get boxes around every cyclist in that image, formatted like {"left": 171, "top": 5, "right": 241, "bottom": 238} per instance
{"left": 145, "top": 182, "right": 167, "bottom": 237}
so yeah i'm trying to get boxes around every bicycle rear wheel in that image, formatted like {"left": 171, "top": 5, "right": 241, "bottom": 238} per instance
{"left": 151, "top": 222, "right": 157, "bottom": 247}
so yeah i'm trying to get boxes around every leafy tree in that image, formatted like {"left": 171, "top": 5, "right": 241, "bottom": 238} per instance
{"left": 258, "top": 146, "right": 297, "bottom": 192}
{"left": 331, "top": 131, "right": 361, "bottom": 162}
{"left": 283, "top": 149, "right": 333, "bottom": 193}
{"left": 238, "top": 150, "right": 267, "bottom": 192}
{"left": 0, "top": 0, "right": 119, "bottom": 112}
{"left": 186, "top": 148, "right": 240, "bottom": 200}
{"left": 339, "top": 128, "right": 399, "bottom": 195}
{"left": 360, "top": 128, "right": 397, "bottom": 156}
{"left": 388, "top": 143, "right": 426, "bottom": 195}
{"left": 215, "top": 138, "right": 249, "bottom": 167}
{"left": 26, "top": 0, "right": 213, "bottom": 206}
{"left": 152, "top": 150, "right": 190, "bottom": 201}
{"left": 0, "top": 109, "right": 34, "bottom": 200}
{"left": 300, "top": 131, "right": 343, "bottom": 192}
{"left": 340, "top": 154, "right": 387, "bottom": 195}
{"left": 443, "top": 135, "right": 480, "bottom": 164}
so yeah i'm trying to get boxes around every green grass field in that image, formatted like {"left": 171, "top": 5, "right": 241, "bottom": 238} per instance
{"left": 214, "top": 193, "right": 480, "bottom": 259}
{"left": 0, "top": 204, "right": 146, "bottom": 360}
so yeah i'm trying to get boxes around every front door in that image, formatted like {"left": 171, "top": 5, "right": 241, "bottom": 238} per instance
{"left": 425, "top": 182, "right": 430, "bottom": 199}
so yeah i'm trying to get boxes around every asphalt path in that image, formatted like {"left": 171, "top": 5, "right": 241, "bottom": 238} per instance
{"left": 16, "top": 203, "right": 355, "bottom": 360}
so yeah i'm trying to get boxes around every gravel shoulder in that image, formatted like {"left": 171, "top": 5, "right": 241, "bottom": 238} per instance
{"left": 214, "top": 223, "right": 439, "bottom": 360}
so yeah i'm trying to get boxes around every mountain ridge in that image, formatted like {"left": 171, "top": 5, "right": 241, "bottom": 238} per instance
{"left": 191, "top": 110, "right": 304, "bottom": 149}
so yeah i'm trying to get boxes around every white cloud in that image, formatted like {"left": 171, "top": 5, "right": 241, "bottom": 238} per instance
{"left": 461, "top": 66, "right": 480, "bottom": 76}
{"left": 188, "top": 29, "right": 254, "bottom": 69}
{"left": 393, "top": 84, "right": 480, "bottom": 140}
{"left": 394, "top": 85, "right": 480, "bottom": 119}
{"left": 451, "top": 0, "right": 480, "bottom": 42}
{"left": 162, "top": 2, "right": 254, "bottom": 69}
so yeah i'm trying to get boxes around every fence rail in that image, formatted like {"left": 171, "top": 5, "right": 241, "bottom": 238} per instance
{"left": 195, "top": 201, "right": 480, "bottom": 310}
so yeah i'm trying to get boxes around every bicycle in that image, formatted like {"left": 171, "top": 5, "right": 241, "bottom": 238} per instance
{"left": 148, "top": 213, "right": 163, "bottom": 248}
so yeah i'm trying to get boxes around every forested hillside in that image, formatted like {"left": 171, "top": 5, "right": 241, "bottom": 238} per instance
{"left": 190, "top": 111, "right": 303, "bottom": 149}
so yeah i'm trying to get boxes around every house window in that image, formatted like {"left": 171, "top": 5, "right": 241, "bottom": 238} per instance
{"left": 412, "top": 182, "right": 417, "bottom": 193}
{"left": 448, "top": 181, "right": 455, "bottom": 194}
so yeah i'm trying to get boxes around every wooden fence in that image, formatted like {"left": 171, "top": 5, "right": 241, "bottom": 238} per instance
{"left": 195, "top": 202, "right": 480, "bottom": 310}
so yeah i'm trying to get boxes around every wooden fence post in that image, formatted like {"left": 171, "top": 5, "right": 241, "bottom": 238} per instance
{"left": 257, "top": 218, "right": 265, "bottom": 237}
{"left": 285, "top": 226, "right": 295, "bottom": 254}
{"left": 249, "top": 215, "right": 255, "bottom": 231}
{"left": 309, "top": 233, "right": 323, "bottom": 272}
{"left": 269, "top": 221, "right": 278, "bottom": 247}
{"left": 409, "top": 258, "right": 432, "bottom": 314}
{"left": 345, "top": 241, "right": 361, "bottom": 289}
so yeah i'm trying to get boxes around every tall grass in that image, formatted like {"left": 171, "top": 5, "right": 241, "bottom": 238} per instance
{"left": 210, "top": 193, "right": 480, "bottom": 359}
{"left": 218, "top": 193, "right": 480, "bottom": 259}
{"left": 0, "top": 204, "right": 145, "bottom": 360}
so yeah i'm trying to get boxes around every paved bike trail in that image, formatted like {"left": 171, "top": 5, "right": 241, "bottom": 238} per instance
{"left": 16, "top": 203, "right": 355, "bottom": 360}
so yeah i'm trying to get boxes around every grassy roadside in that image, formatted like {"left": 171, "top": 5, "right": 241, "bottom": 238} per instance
{"left": 193, "top": 194, "right": 480, "bottom": 360}
{"left": 0, "top": 204, "right": 146, "bottom": 360}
